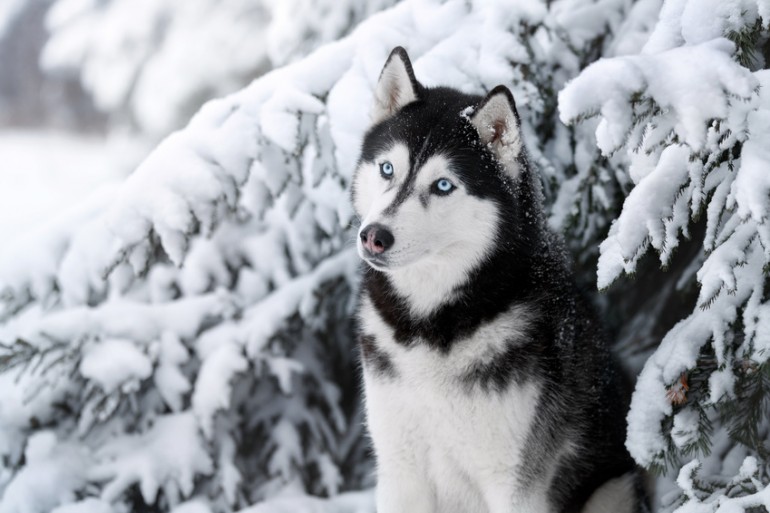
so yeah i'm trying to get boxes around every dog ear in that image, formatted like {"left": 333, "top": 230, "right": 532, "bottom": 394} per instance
{"left": 371, "top": 47, "right": 420, "bottom": 124}
{"left": 471, "top": 85, "right": 524, "bottom": 177}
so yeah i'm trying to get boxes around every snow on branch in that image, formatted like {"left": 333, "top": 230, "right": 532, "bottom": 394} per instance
{"left": 559, "top": 39, "right": 757, "bottom": 156}
{"left": 559, "top": 0, "right": 770, "bottom": 505}
{"left": 237, "top": 490, "right": 374, "bottom": 513}
{"left": 40, "top": 0, "right": 401, "bottom": 137}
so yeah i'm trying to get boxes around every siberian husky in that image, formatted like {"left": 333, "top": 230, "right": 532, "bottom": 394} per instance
{"left": 352, "top": 47, "right": 647, "bottom": 513}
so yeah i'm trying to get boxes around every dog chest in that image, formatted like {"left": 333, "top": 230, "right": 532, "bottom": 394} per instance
{"left": 363, "top": 360, "right": 542, "bottom": 511}
{"left": 359, "top": 297, "right": 543, "bottom": 510}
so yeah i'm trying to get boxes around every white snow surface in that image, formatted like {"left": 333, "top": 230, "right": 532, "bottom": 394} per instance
{"left": 90, "top": 412, "right": 214, "bottom": 504}
{"left": 0, "top": 131, "right": 140, "bottom": 244}
{"left": 50, "top": 499, "right": 113, "bottom": 513}
{"left": 79, "top": 338, "right": 153, "bottom": 393}
{"left": 0, "top": 432, "right": 90, "bottom": 513}
{"left": 238, "top": 491, "right": 374, "bottom": 513}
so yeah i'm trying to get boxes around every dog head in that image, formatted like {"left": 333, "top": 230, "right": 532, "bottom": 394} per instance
{"left": 352, "top": 47, "right": 529, "bottom": 277}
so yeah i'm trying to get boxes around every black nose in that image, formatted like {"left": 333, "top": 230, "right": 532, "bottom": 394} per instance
{"left": 360, "top": 224, "right": 395, "bottom": 254}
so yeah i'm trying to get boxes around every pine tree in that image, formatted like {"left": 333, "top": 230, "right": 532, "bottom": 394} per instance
{"left": 560, "top": 0, "right": 770, "bottom": 510}
{"left": 1, "top": 0, "right": 769, "bottom": 512}
{"left": 40, "top": 0, "right": 399, "bottom": 138}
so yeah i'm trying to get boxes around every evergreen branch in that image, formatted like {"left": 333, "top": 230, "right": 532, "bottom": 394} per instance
{"left": 727, "top": 18, "right": 764, "bottom": 69}
{"left": 0, "top": 338, "right": 40, "bottom": 374}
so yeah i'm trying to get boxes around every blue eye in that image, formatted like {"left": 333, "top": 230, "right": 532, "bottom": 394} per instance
{"left": 434, "top": 178, "right": 455, "bottom": 194}
{"left": 380, "top": 161, "right": 394, "bottom": 178}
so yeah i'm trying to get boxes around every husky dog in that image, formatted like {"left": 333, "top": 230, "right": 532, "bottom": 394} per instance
{"left": 352, "top": 47, "right": 646, "bottom": 513}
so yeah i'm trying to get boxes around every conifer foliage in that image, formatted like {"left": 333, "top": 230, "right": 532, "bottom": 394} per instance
{"left": 0, "top": 0, "right": 769, "bottom": 512}
{"left": 560, "top": 1, "right": 770, "bottom": 510}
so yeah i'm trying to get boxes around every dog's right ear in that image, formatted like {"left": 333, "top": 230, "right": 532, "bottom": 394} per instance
{"left": 470, "top": 85, "right": 524, "bottom": 178}
{"left": 371, "top": 47, "right": 420, "bottom": 125}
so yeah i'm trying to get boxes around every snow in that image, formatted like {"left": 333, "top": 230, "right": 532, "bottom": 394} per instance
{"left": 41, "top": 0, "right": 399, "bottom": 137}
{"left": 190, "top": 248, "right": 357, "bottom": 440}
{"left": 560, "top": 38, "right": 757, "bottom": 156}
{"left": 596, "top": 144, "right": 691, "bottom": 287}
{"left": 0, "top": 131, "right": 138, "bottom": 244}
{"left": 0, "top": 432, "right": 90, "bottom": 513}
{"left": 241, "top": 249, "right": 358, "bottom": 358}
{"left": 192, "top": 341, "right": 248, "bottom": 439}
{"left": 626, "top": 240, "right": 763, "bottom": 467}
{"left": 738, "top": 456, "right": 758, "bottom": 480}
{"left": 260, "top": 88, "right": 326, "bottom": 152}
{"left": 2, "top": 0, "right": 770, "bottom": 511}
{"left": 51, "top": 499, "right": 113, "bottom": 513}
{"left": 90, "top": 412, "right": 213, "bottom": 505}
{"left": 733, "top": 70, "right": 770, "bottom": 224}
{"left": 171, "top": 500, "right": 213, "bottom": 513}
{"left": 551, "top": 0, "right": 627, "bottom": 49}
{"left": 671, "top": 455, "right": 770, "bottom": 513}
{"left": 80, "top": 338, "right": 153, "bottom": 393}
{"left": 644, "top": 0, "right": 768, "bottom": 52}
{"left": 752, "top": 303, "right": 770, "bottom": 364}
{"left": 12, "top": 292, "right": 237, "bottom": 347}
{"left": 608, "top": 0, "right": 663, "bottom": 56}
{"left": 708, "top": 367, "right": 735, "bottom": 403}
{"left": 561, "top": 0, "right": 770, "bottom": 501}
{"left": 671, "top": 409, "right": 700, "bottom": 450}
{"left": 154, "top": 331, "right": 192, "bottom": 412}
{"left": 238, "top": 491, "right": 374, "bottom": 513}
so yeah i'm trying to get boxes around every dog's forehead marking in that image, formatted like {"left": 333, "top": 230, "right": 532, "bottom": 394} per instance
{"left": 413, "top": 131, "right": 433, "bottom": 170}
{"left": 382, "top": 152, "right": 455, "bottom": 217}
{"left": 414, "top": 154, "right": 455, "bottom": 186}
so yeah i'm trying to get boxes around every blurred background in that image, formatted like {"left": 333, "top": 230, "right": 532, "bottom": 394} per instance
{"left": 0, "top": 0, "right": 395, "bottom": 243}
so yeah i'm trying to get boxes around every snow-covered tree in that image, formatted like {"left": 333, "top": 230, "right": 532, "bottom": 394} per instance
{"left": 1, "top": 0, "right": 769, "bottom": 512}
{"left": 40, "top": 0, "right": 398, "bottom": 138}
{"left": 559, "top": 0, "right": 770, "bottom": 510}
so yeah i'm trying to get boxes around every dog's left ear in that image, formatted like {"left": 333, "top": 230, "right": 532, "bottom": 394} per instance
{"left": 371, "top": 47, "right": 421, "bottom": 125}
{"left": 471, "top": 85, "right": 524, "bottom": 177}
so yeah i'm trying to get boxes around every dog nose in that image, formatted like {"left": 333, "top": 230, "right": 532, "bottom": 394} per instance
{"left": 360, "top": 224, "right": 394, "bottom": 254}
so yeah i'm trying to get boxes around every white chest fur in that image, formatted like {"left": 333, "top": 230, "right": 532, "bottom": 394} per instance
{"left": 359, "top": 297, "right": 550, "bottom": 513}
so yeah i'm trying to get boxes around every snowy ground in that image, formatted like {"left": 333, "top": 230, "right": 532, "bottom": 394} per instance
{"left": 0, "top": 130, "right": 142, "bottom": 243}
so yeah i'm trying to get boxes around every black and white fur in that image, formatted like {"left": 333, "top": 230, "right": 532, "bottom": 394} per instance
{"left": 352, "top": 47, "right": 647, "bottom": 513}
